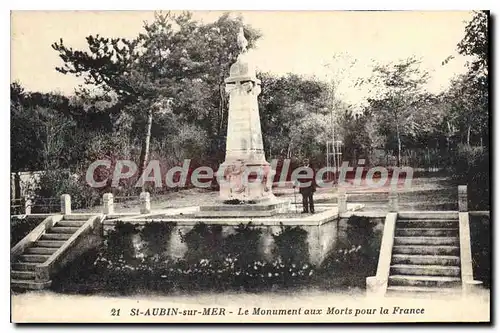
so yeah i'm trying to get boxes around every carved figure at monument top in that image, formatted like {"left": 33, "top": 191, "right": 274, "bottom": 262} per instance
{"left": 237, "top": 27, "right": 248, "bottom": 54}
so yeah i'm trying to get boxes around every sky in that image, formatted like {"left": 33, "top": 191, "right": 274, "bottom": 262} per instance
{"left": 11, "top": 10, "right": 474, "bottom": 107}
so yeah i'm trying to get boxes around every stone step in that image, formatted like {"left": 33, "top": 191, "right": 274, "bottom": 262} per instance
{"left": 62, "top": 214, "right": 93, "bottom": 221}
{"left": 11, "top": 279, "right": 51, "bottom": 290}
{"left": 343, "top": 194, "right": 388, "bottom": 202}
{"left": 34, "top": 240, "right": 65, "bottom": 248}
{"left": 18, "top": 254, "right": 51, "bottom": 263}
{"left": 11, "top": 270, "right": 35, "bottom": 280}
{"left": 55, "top": 220, "right": 86, "bottom": 227}
{"left": 392, "top": 254, "right": 460, "bottom": 266}
{"left": 388, "top": 275, "right": 461, "bottom": 288}
{"left": 12, "top": 262, "right": 38, "bottom": 271}
{"left": 397, "top": 212, "right": 458, "bottom": 220}
{"left": 390, "top": 264, "right": 460, "bottom": 277}
{"left": 26, "top": 247, "right": 58, "bottom": 255}
{"left": 394, "top": 236, "right": 459, "bottom": 246}
{"left": 392, "top": 245, "right": 459, "bottom": 256}
{"left": 397, "top": 220, "right": 458, "bottom": 229}
{"left": 395, "top": 228, "right": 458, "bottom": 237}
{"left": 386, "top": 285, "right": 462, "bottom": 294}
{"left": 40, "top": 233, "right": 73, "bottom": 241}
{"left": 49, "top": 226, "right": 80, "bottom": 234}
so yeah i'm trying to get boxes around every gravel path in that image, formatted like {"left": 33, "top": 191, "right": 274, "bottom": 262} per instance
{"left": 75, "top": 175, "right": 458, "bottom": 214}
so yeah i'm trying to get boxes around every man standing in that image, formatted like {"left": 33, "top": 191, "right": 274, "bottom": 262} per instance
{"left": 297, "top": 159, "right": 316, "bottom": 214}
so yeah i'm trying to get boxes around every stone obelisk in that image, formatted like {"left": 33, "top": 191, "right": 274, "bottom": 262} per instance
{"left": 218, "top": 27, "right": 275, "bottom": 203}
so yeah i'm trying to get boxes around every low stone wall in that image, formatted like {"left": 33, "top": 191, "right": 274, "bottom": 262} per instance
{"left": 103, "top": 217, "right": 339, "bottom": 266}
{"left": 173, "top": 222, "right": 337, "bottom": 266}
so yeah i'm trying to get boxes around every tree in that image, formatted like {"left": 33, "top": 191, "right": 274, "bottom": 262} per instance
{"left": 447, "top": 10, "right": 489, "bottom": 209}
{"left": 258, "top": 73, "right": 330, "bottom": 161}
{"left": 441, "top": 11, "right": 489, "bottom": 148}
{"left": 457, "top": 10, "right": 489, "bottom": 147}
{"left": 458, "top": 10, "right": 488, "bottom": 77}
{"left": 11, "top": 83, "right": 78, "bottom": 171}
{"left": 362, "top": 57, "right": 431, "bottom": 166}
{"left": 11, "top": 83, "right": 43, "bottom": 172}
{"left": 52, "top": 11, "right": 262, "bottom": 186}
{"left": 38, "top": 107, "right": 76, "bottom": 170}
{"left": 336, "top": 109, "right": 372, "bottom": 164}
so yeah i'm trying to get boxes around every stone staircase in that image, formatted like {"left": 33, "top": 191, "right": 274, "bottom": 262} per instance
{"left": 11, "top": 214, "right": 103, "bottom": 290}
{"left": 386, "top": 214, "right": 462, "bottom": 295}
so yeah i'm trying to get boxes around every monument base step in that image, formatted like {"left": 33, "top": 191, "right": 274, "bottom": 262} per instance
{"left": 195, "top": 199, "right": 290, "bottom": 217}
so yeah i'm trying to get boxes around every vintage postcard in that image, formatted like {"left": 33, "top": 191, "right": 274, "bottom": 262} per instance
{"left": 10, "top": 10, "right": 490, "bottom": 323}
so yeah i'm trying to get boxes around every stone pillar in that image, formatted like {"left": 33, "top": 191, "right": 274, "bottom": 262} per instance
{"left": 140, "top": 192, "right": 151, "bottom": 214}
{"left": 366, "top": 276, "right": 386, "bottom": 297}
{"left": 24, "top": 197, "right": 32, "bottom": 215}
{"left": 464, "top": 280, "right": 483, "bottom": 296}
{"left": 60, "top": 194, "right": 71, "bottom": 215}
{"left": 388, "top": 189, "right": 399, "bottom": 212}
{"left": 14, "top": 172, "right": 21, "bottom": 200}
{"left": 458, "top": 185, "right": 468, "bottom": 212}
{"left": 10, "top": 173, "right": 15, "bottom": 200}
{"left": 338, "top": 188, "right": 347, "bottom": 214}
{"left": 103, "top": 193, "right": 114, "bottom": 215}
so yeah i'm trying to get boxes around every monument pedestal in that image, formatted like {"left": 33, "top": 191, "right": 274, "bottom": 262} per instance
{"left": 218, "top": 159, "right": 275, "bottom": 203}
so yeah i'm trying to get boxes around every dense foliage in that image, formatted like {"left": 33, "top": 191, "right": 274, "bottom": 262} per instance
{"left": 319, "top": 216, "right": 381, "bottom": 288}
{"left": 470, "top": 215, "right": 490, "bottom": 288}
{"left": 86, "top": 222, "right": 316, "bottom": 293}
{"left": 11, "top": 216, "right": 45, "bottom": 246}
{"left": 272, "top": 223, "right": 310, "bottom": 264}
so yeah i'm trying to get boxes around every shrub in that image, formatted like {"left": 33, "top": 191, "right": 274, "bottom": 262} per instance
{"left": 319, "top": 245, "right": 366, "bottom": 288}
{"left": 162, "top": 257, "right": 315, "bottom": 292}
{"left": 347, "top": 216, "right": 379, "bottom": 277}
{"left": 50, "top": 248, "right": 102, "bottom": 294}
{"left": 233, "top": 259, "right": 314, "bottom": 290}
{"left": 96, "top": 222, "right": 139, "bottom": 265}
{"left": 87, "top": 221, "right": 316, "bottom": 294}
{"left": 94, "top": 222, "right": 146, "bottom": 293}
{"left": 222, "top": 223, "right": 263, "bottom": 265}
{"left": 272, "top": 223, "right": 309, "bottom": 264}
{"left": 470, "top": 215, "right": 490, "bottom": 288}
{"left": 164, "top": 258, "right": 233, "bottom": 291}
{"left": 180, "top": 223, "right": 224, "bottom": 263}
{"left": 140, "top": 221, "right": 177, "bottom": 262}
{"left": 451, "top": 145, "right": 489, "bottom": 210}
{"left": 346, "top": 216, "right": 375, "bottom": 245}
{"left": 10, "top": 196, "right": 25, "bottom": 215}
{"left": 318, "top": 216, "right": 380, "bottom": 288}
{"left": 27, "top": 169, "right": 100, "bottom": 210}
{"left": 11, "top": 216, "right": 44, "bottom": 247}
